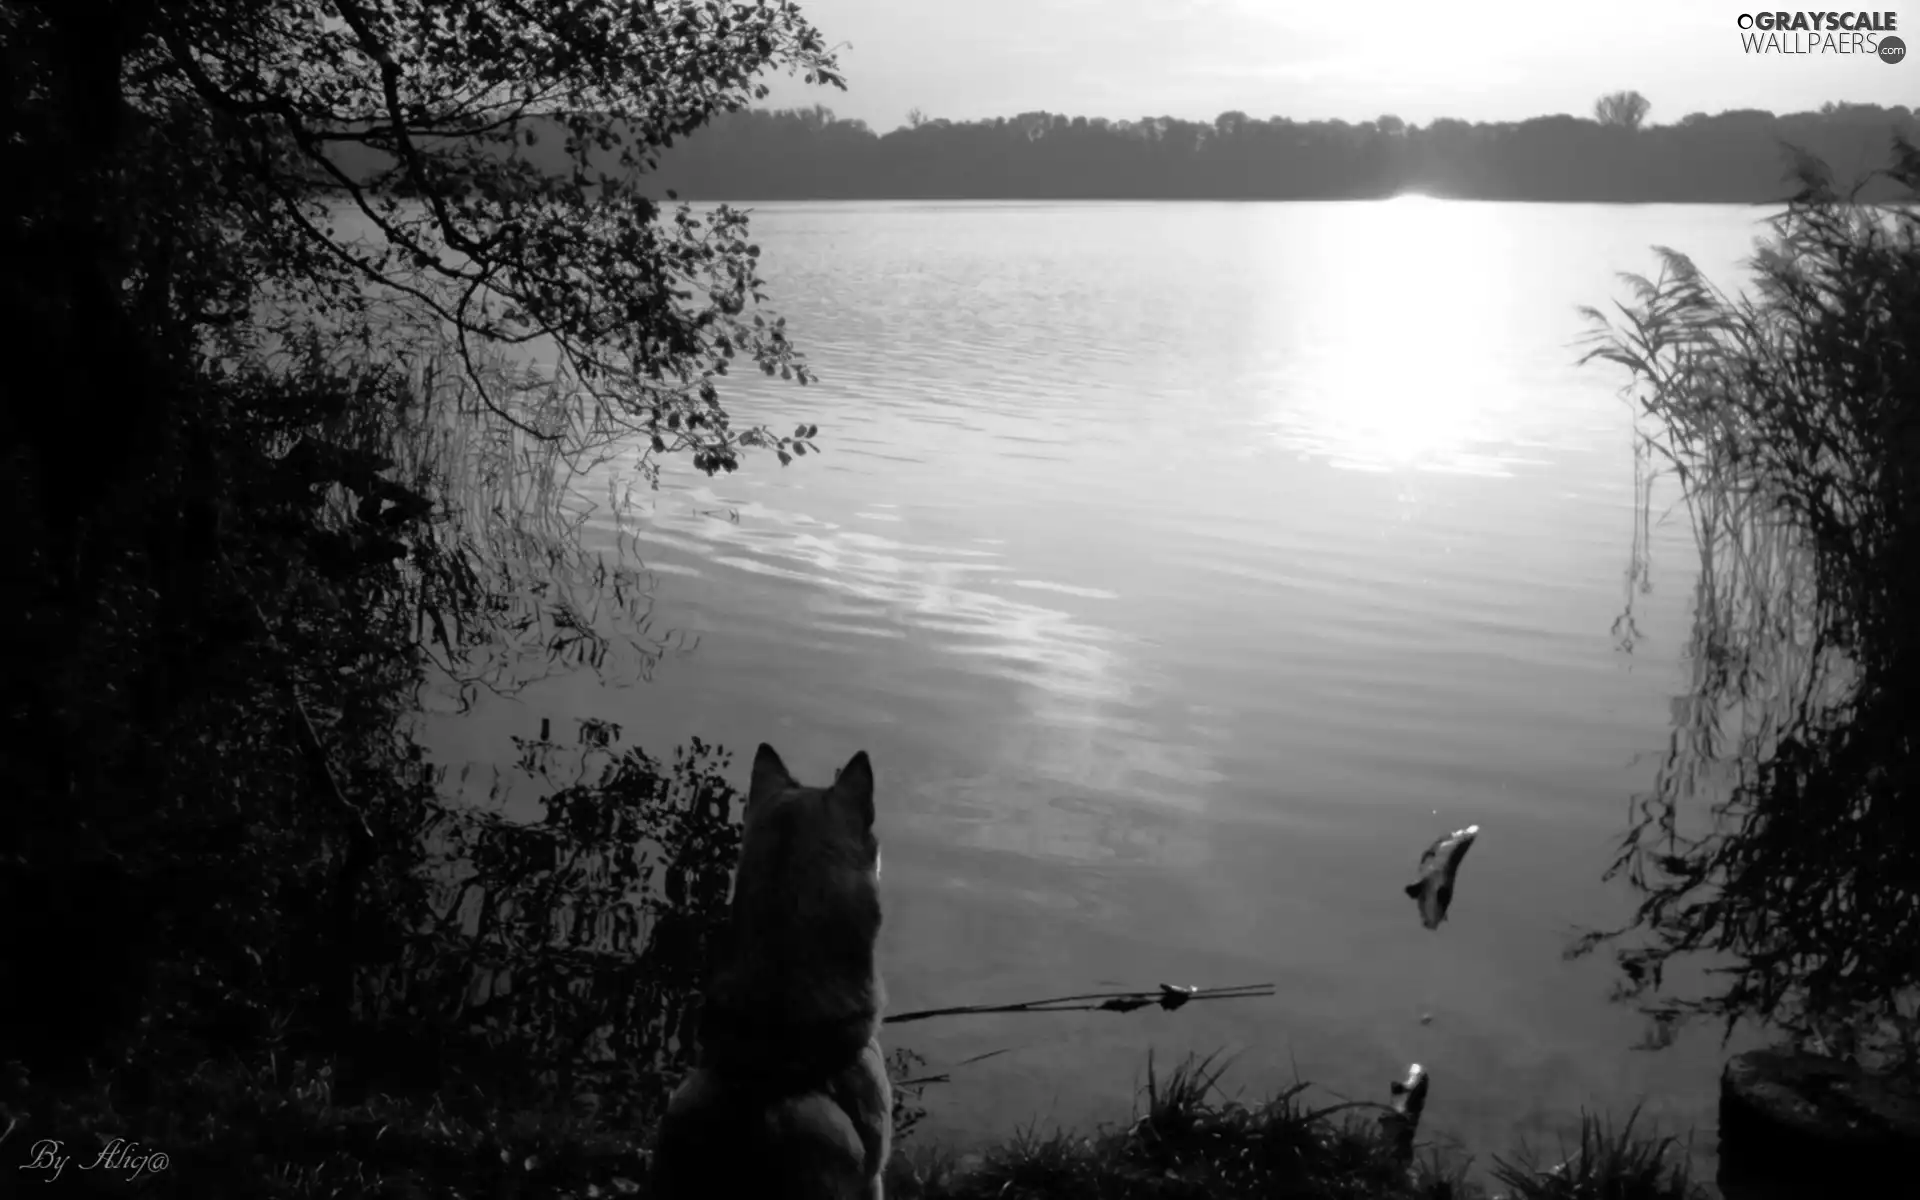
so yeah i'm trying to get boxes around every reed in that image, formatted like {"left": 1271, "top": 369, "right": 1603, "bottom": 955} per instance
{"left": 1568, "top": 137, "right": 1920, "bottom": 1071}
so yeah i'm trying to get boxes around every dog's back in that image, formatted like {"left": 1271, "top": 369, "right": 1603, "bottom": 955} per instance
{"left": 653, "top": 1039, "right": 889, "bottom": 1198}
{"left": 652, "top": 744, "right": 891, "bottom": 1200}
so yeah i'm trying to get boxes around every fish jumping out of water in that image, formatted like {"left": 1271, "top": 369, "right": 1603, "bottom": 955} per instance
{"left": 1404, "top": 824, "right": 1479, "bottom": 930}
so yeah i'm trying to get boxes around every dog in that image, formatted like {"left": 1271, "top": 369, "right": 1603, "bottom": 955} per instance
{"left": 651, "top": 743, "right": 892, "bottom": 1199}
{"left": 1404, "top": 824, "right": 1478, "bottom": 930}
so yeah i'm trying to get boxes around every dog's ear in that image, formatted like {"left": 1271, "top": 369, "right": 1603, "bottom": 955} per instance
{"left": 750, "top": 743, "right": 795, "bottom": 806}
{"left": 833, "top": 750, "right": 875, "bottom": 828}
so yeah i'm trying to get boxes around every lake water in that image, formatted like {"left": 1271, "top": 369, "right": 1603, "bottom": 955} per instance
{"left": 417, "top": 198, "right": 1778, "bottom": 1181}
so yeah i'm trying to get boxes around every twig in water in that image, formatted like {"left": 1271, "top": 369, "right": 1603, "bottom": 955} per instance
{"left": 1380, "top": 1062, "right": 1431, "bottom": 1172}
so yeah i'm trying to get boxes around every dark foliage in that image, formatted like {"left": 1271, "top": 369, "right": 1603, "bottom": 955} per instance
{"left": 356, "top": 726, "right": 745, "bottom": 1129}
{"left": 0, "top": 0, "right": 835, "bottom": 1190}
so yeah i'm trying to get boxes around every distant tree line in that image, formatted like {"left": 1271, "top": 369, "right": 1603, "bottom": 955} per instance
{"left": 330, "top": 94, "right": 1920, "bottom": 203}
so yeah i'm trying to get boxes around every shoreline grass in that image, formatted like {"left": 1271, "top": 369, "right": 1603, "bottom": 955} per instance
{"left": 3, "top": 1048, "right": 1707, "bottom": 1199}
{"left": 889, "top": 1052, "right": 1706, "bottom": 1200}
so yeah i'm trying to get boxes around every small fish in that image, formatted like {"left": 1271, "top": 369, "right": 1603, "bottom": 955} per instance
{"left": 1404, "top": 824, "right": 1479, "bottom": 930}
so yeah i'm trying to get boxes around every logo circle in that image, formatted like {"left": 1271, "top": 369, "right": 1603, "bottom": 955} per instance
{"left": 1880, "top": 35, "right": 1907, "bottom": 64}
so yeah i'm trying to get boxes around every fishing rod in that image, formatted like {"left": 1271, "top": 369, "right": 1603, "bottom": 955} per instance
{"left": 880, "top": 980, "right": 1443, "bottom": 1179}
{"left": 883, "top": 981, "right": 1276, "bottom": 1026}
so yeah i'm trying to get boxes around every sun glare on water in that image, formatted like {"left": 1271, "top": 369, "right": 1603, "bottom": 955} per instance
{"left": 1269, "top": 194, "right": 1522, "bottom": 475}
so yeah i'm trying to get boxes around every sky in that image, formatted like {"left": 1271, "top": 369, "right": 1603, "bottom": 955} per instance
{"left": 755, "top": 0, "right": 1915, "bottom": 132}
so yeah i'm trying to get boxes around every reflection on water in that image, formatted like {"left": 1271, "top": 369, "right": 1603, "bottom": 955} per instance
{"left": 630, "top": 487, "right": 1132, "bottom": 704}
{"left": 1262, "top": 199, "right": 1549, "bottom": 475}
{"left": 419, "top": 199, "right": 1778, "bottom": 1179}
{"left": 599, "top": 480, "right": 1225, "bottom": 817}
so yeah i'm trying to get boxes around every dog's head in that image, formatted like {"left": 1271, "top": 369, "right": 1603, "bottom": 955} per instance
{"left": 731, "top": 743, "right": 883, "bottom": 939}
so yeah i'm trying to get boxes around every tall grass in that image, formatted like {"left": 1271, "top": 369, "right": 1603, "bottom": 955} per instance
{"left": 886, "top": 1053, "right": 1703, "bottom": 1200}
{"left": 1490, "top": 1106, "right": 1702, "bottom": 1200}
{"left": 1571, "top": 139, "right": 1920, "bottom": 1069}
{"left": 244, "top": 300, "right": 692, "bottom": 709}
